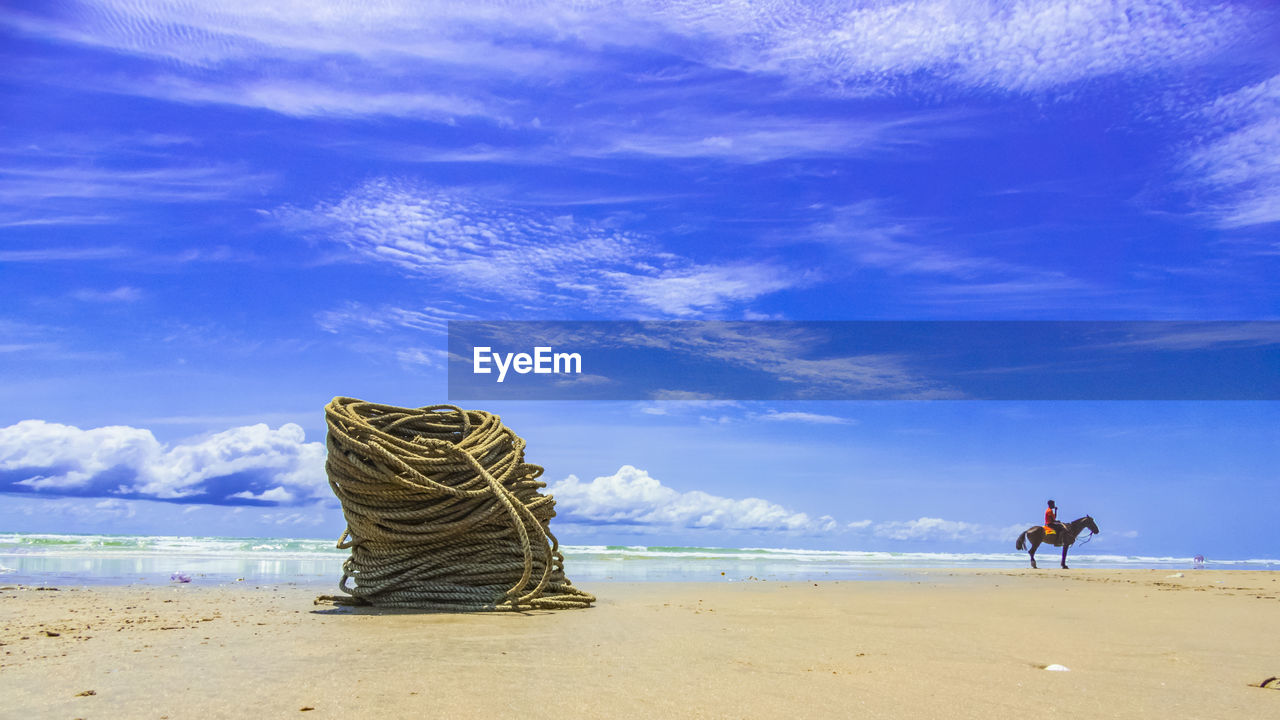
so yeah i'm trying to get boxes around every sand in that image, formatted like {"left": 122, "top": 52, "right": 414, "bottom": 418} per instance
{"left": 2, "top": 569, "right": 1278, "bottom": 719}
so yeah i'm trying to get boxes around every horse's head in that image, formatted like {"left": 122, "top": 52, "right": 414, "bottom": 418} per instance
{"left": 1082, "top": 515, "right": 1099, "bottom": 534}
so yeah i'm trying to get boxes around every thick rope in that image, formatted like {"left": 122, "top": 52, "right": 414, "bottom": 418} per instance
{"left": 318, "top": 397, "right": 595, "bottom": 611}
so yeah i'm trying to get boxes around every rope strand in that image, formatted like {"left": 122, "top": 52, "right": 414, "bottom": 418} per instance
{"left": 319, "top": 397, "right": 595, "bottom": 611}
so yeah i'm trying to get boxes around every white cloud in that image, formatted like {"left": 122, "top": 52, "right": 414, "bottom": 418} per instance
{"left": 395, "top": 347, "right": 449, "bottom": 368}
{"left": 551, "top": 467, "right": 1025, "bottom": 542}
{"left": 93, "top": 498, "right": 136, "bottom": 519}
{"left": 804, "top": 202, "right": 1020, "bottom": 278}
{"left": 71, "top": 286, "right": 143, "bottom": 303}
{"left": 0, "top": 214, "right": 118, "bottom": 228}
{"left": 9, "top": 1, "right": 1259, "bottom": 176}
{"left": 551, "top": 465, "right": 836, "bottom": 533}
{"left": 648, "top": 390, "right": 733, "bottom": 402}
{"left": 870, "top": 516, "right": 1026, "bottom": 542}
{"left": 636, "top": 391, "right": 742, "bottom": 416}
{"left": 0, "top": 419, "right": 327, "bottom": 505}
{"left": 754, "top": 410, "right": 853, "bottom": 424}
{"left": 9, "top": 1, "right": 1248, "bottom": 110}
{"left": 792, "top": 201, "right": 1095, "bottom": 312}
{"left": 4, "top": 496, "right": 141, "bottom": 523}
{"left": 134, "top": 76, "right": 501, "bottom": 122}
{"left": 578, "top": 111, "right": 963, "bottom": 162}
{"left": 1, "top": 421, "right": 158, "bottom": 491}
{"left": 607, "top": 264, "right": 798, "bottom": 316}
{"left": 1094, "top": 322, "right": 1280, "bottom": 351}
{"left": 0, "top": 320, "right": 119, "bottom": 363}
{"left": 258, "top": 510, "right": 324, "bottom": 526}
{"left": 715, "top": 0, "right": 1246, "bottom": 93}
{"left": 0, "top": 246, "right": 130, "bottom": 263}
{"left": 282, "top": 179, "right": 801, "bottom": 317}
{"left": 554, "top": 373, "right": 612, "bottom": 387}
{"left": 358, "top": 109, "right": 967, "bottom": 164}
{"left": 0, "top": 163, "right": 267, "bottom": 204}
{"left": 0, "top": 344, "right": 44, "bottom": 354}
{"left": 276, "top": 179, "right": 645, "bottom": 299}
{"left": 2, "top": 2, "right": 565, "bottom": 122}
{"left": 4, "top": 0, "right": 587, "bottom": 74}
{"left": 1185, "top": 73, "right": 1280, "bottom": 227}
{"left": 639, "top": 323, "right": 953, "bottom": 398}
{"left": 766, "top": 354, "right": 960, "bottom": 399}
{"left": 910, "top": 278, "right": 1096, "bottom": 310}
{"left": 228, "top": 486, "right": 296, "bottom": 504}
{"left": 315, "top": 302, "right": 475, "bottom": 335}
{"left": 803, "top": 201, "right": 1092, "bottom": 296}
{"left": 0, "top": 135, "right": 273, "bottom": 231}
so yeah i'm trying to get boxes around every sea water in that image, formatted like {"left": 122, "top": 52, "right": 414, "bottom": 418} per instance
{"left": 0, "top": 533, "right": 1275, "bottom": 587}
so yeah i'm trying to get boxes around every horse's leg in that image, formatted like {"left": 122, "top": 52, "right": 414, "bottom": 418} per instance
{"left": 1029, "top": 540, "right": 1039, "bottom": 569}
{"left": 1061, "top": 543, "right": 1069, "bottom": 570}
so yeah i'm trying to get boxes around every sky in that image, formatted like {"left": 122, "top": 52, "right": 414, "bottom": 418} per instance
{"left": 0, "top": 1, "right": 1277, "bottom": 558}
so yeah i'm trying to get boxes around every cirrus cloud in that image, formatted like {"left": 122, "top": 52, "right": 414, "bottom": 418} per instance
{"left": 7, "top": 0, "right": 1251, "bottom": 107}
{"left": 280, "top": 179, "right": 803, "bottom": 317}
{"left": 1184, "top": 72, "right": 1280, "bottom": 228}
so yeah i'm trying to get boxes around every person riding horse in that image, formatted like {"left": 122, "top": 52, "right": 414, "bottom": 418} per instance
{"left": 1017, "top": 509, "right": 1100, "bottom": 569}
{"left": 1044, "top": 499, "right": 1067, "bottom": 538}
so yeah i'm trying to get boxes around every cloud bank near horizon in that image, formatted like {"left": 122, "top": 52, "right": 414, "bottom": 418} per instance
{"left": 551, "top": 465, "right": 839, "bottom": 534}
{"left": 0, "top": 419, "right": 1029, "bottom": 542}
{"left": 0, "top": 419, "right": 328, "bottom": 506}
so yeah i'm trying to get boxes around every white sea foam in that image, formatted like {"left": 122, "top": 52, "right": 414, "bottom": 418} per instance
{"left": 0, "top": 533, "right": 346, "bottom": 560}
{"left": 0, "top": 534, "right": 1275, "bottom": 583}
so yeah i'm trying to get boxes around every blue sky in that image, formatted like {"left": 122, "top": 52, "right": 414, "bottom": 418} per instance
{"left": 1, "top": 1, "right": 1277, "bottom": 557}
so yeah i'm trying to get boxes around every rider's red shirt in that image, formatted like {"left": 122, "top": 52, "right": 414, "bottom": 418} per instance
{"left": 1045, "top": 507, "right": 1057, "bottom": 526}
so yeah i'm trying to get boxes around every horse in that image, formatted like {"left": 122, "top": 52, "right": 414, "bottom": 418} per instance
{"left": 1015, "top": 515, "right": 1099, "bottom": 569}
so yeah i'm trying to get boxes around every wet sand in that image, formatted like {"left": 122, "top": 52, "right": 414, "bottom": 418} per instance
{"left": 2, "top": 569, "right": 1278, "bottom": 718}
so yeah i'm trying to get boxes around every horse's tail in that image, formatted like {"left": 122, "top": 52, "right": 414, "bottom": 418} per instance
{"left": 1016, "top": 530, "right": 1028, "bottom": 551}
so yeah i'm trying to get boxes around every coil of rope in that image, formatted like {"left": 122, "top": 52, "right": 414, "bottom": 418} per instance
{"left": 318, "top": 397, "right": 595, "bottom": 611}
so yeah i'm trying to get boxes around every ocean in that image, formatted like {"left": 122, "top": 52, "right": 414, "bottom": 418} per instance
{"left": 2, "top": 533, "right": 1276, "bottom": 587}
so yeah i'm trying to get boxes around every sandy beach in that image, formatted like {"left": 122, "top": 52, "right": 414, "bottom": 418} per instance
{"left": 2, "top": 569, "right": 1277, "bottom": 719}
